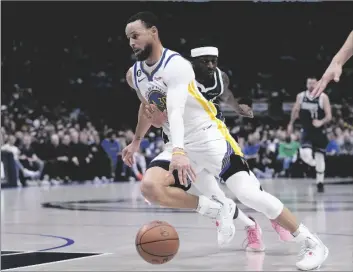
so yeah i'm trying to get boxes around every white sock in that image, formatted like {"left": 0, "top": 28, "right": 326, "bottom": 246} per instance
{"left": 316, "top": 173, "right": 324, "bottom": 184}
{"left": 292, "top": 224, "right": 316, "bottom": 243}
{"left": 236, "top": 208, "right": 255, "bottom": 227}
{"left": 315, "top": 152, "right": 325, "bottom": 184}
{"left": 196, "top": 195, "right": 222, "bottom": 219}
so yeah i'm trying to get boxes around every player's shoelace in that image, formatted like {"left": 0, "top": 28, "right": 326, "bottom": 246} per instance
{"left": 242, "top": 226, "right": 260, "bottom": 249}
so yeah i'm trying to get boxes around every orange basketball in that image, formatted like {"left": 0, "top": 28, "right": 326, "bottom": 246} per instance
{"left": 135, "top": 220, "right": 180, "bottom": 264}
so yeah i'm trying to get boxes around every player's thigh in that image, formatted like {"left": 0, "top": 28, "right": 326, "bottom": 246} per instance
{"left": 220, "top": 153, "right": 251, "bottom": 182}
{"left": 300, "top": 131, "right": 313, "bottom": 149}
{"left": 313, "top": 132, "right": 328, "bottom": 154}
{"left": 190, "top": 169, "right": 220, "bottom": 197}
{"left": 143, "top": 148, "right": 173, "bottom": 188}
{"left": 143, "top": 146, "right": 194, "bottom": 191}
{"left": 188, "top": 139, "right": 228, "bottom": 176}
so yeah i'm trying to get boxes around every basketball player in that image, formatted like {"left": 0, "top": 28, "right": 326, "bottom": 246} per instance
{"left": 287, "top": 77, "right": 332, "bottom": 193}
{"left": 312, "top": 30, "right": 353, "bottom": 98}
{"left": 123, "top": 12, "right": 328, "bottom": 270}
{"left": 124, "top": 11, "right": 237, "bottom": 248}
{"left": 142, "top": 45, "right": 289, "bottom": 252}
{"left": 187, "top": 44, "right": 294, "bottom": 249}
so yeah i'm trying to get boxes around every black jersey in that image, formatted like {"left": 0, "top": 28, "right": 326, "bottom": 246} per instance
{"left": 298, "top": 91, "right": 326, "bottom": 132}
{"left": 196, "top": 67, "right": 225, "bottom": 121}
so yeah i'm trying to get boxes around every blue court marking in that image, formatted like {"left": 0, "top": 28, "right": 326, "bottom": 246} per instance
{"left": 4, "top": 232, "right": 74, "bottom": 251}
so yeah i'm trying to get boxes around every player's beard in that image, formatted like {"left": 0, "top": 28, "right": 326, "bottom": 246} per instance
{"left": 135, "top": 43, "right": 153, "bottom": 61}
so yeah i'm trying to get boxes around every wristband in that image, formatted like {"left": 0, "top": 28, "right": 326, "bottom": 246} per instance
{"left": 172, "top": 151, "right": 186, "bottom": 156}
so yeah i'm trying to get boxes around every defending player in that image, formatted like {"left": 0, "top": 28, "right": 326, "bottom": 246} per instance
{"left": 287, "top": 77, "right": 332, "bottom": 193}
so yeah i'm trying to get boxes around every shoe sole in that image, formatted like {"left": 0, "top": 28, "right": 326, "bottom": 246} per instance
{"left": 246, "top": 246, "right": 266, "bottom": 252}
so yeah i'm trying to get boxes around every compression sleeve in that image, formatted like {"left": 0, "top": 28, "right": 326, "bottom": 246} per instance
{"left": 164, "top": 56, "right": 195, "bottom": 150}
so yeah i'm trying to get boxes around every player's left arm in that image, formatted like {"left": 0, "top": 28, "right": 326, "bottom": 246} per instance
{"left": 164, "top": 57, "right": 194, "bottom": 151}
{"left": 320, "top": 93, "right": 332, "bottom": 125}
{"left": 219, "top": 72, "right": 254, "bottom": 118}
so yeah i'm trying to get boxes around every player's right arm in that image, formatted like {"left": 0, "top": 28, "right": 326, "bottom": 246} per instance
{"left": 122, "top": 68, "right": 153, "bottom": 167}
{"left": 312, "top": 30, "right": 353, "bottom": 97}
{"left": 126, "top": 68, "right": 152, "bottom": 141}
{"left": 287, "top": 93, "right": 301, "bottom": 135}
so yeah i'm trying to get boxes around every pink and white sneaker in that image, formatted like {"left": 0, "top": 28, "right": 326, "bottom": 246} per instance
{"left": 270, "top": 220, "right": 293, "bottom": 242}
{"left": 243, "top": 217, "right": 265, "bottom": 252}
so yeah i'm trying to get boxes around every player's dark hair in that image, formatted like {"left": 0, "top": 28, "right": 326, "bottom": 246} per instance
{"left": 127, "top": 11, "right": 159, "bottom": 30}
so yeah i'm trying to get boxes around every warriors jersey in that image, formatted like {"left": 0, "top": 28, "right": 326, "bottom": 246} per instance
{"left": 131, "top": 48, "right": 242, "bottom": 156}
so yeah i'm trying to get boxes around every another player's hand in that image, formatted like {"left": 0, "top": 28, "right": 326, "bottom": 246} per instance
{"left": 238, "top": 104, "right": 254, "bottom": 118}
{"left": 168, "top": 149, "right": 196, "bottom": 187}
{"left": 312, "top": 119, "right": 324, "bottom": 128}
{"left": 143, "top": 104, "right": 168, "bottom": 128}
{"left": 122, "top": 141, "right": 140, "bottom": 167}
{"left": 311, "top": 62, "right": 342, "bottom": 98}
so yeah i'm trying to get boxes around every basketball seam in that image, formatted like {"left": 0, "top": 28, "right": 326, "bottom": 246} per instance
{"left": 137, "top": 244, "right": 176, "bottom": 258}
{"left": 136, "top": 238, "right": 179, "bottom": 246}
{"left": 139, "top": 224, "right": 171, "bottom": 245}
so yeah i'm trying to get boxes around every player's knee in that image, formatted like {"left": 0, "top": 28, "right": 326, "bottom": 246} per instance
{"left": 300, "top": 148, "right": 315, "bottom": 165}
{"left": 140, "top": 179, "right": 160, "bottom": 203}
{"left": 226, "top": 171, "right": 283, "bottom": 219}
{"left": 315, "top": 152, "right": 325, "bottom": 172}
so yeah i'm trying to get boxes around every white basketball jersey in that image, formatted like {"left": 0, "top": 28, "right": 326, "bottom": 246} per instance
{"left": 131, "top": 48, "right": 225, "bottom": 144}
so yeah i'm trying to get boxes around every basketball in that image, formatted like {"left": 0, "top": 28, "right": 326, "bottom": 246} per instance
{"left": 135, "top": 220, "right": 179, "bottom": 264}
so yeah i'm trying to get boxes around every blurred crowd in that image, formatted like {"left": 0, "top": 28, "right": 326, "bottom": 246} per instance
{"left": 1, "top": 86, "right": 353, "bottom": 186}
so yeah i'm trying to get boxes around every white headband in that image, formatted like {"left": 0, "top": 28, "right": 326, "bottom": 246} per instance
{"left": 191, "top": 46, "right": 219, "bottom": 58}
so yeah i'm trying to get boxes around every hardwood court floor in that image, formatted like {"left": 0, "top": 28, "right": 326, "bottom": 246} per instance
{"left": 2, "top": 178, "right": 353, "bottom": 271}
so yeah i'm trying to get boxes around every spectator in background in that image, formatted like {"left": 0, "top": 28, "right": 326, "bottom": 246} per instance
{"left": 131, "top": 148, "right": 147, "bottom": 181}
{"left": 326, "top": 132, "right": 340, "bottom": 155}
{"left": 101, "top": 130, "right": 120, "bottom": 179}
{"left": 79, "top": 132, "right": 93, "bottom": 181}
{"left": 88, "top": 134, "right": 111, "bottom": 181}
{"left": 18, "top": 134, "right": 44, "bottom": 185}
{"left": 1, "top": 135, "right": 39, "bottom": 186}
{"left": 341, "top": 134, "right": 353, "bottom": 154}
{"left": 58, "top": 134, "right": 73, "bottom": 183}
{"left": 277, "top": 134, "right": 300, "bottom": 177}
{"left": 43, "top": 134, "right": 64, "bottom": 182}
{"left": 243, "top": 133, "right": 261, "bottom": 169}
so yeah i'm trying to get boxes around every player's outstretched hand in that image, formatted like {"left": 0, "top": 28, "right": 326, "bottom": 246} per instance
{"left": 311, "top": 62, "right": 342, "bottom": 98}
{"left": 238, "top": 104, "right": 254, "bottom": 118}
{"left": 168, "top": 150, "right": 196, "bottom": 187}
{"left": 122, "top": 141, "right": 140, "bottom": 167}
{"left": 143, "top": 104, "right": 168, "bottom": 128}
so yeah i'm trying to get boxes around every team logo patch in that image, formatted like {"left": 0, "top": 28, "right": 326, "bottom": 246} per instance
{"left": 147, "top": 89, "right": 167, "bottom": 112}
